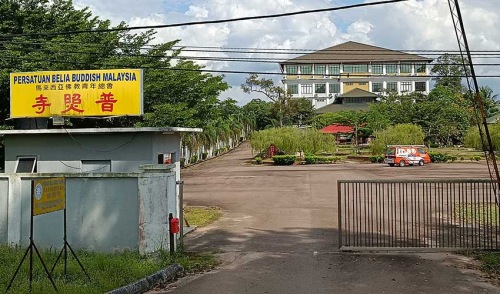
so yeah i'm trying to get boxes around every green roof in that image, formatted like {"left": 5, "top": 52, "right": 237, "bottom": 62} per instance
{"left": 315, "top": 103, "right": 372, "bottom": 114}
{"left": 338, "top": 88, "right": 379, "bottom": 99}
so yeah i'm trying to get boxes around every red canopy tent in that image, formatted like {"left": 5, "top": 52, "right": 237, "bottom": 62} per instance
{"left": 320, "top": 124, "right": 354, "bottom": 134}
{"left": 320, "top": 124, "right": 354, "bottom": 144}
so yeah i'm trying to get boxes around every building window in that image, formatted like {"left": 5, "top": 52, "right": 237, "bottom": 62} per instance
{"left": 415, "top": 64, "right": 426, "bottom": 73}
{"left": 415, "top": 82, "right": 426, "bottom": 92}
{"left": 343, "top": 64, "right": 368, "bottom": 73}
{"left": 386, "top": 82, "right": 398, "bottom": 92}
{"left": 288, "top": 84, "right": 299, "bottom": 94}
{"left": 314, "top": 65, "right": 326, "bottom": 75}
{"left": 328, "top": 65, "right": 340, "bottom": 75}
{"left": 401, "top": 82, "right": 412, "bottom": 92}
{"left": 386, "top": 64, "right": 398, "bottom": 74}
{"left": 300, "top": 65, "right": 313, "bottom": 75}
{"left": 315, "top": 84, "right": 326, "bottom": 94}
{"left": 344, "top": 97, "right": 371, "bottom": 104}
{"left": 372, "top": 82, "right": 383, "bottom": 92}
{"left": 345, "top": 82, "right": 354, "bottom": 86}
{"left": 329, "top": 83, "right": 340, "bottom": 93}
{"left": 301, "top": 84, "right": 313, "bottom": 94}
{"left": 358, "top": 82, "right": 367, "bottom": 86}
{"left": 372, "top": 64, "right": 383, "bottom": 74}
{"left": 16, "top": 156, "right": 37, "bottom": 173}
{"left": 400, "top": 63, "right": 412, "bottom": 74}
{"left": 286, "top": 65, "right": 298, "bottom": 75}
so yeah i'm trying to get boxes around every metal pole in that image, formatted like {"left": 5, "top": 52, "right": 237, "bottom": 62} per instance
{"left": 30, "top": 182, "right": 34, "bottom": 293}
{"left": 64, "top": 208, "right": 67, "bottom": 276}
{"left": 177, "top": 181, "right": 185, "bottom": 248}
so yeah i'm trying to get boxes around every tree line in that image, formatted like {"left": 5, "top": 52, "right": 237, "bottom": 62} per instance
{"left": 1, "top": 0, "right": 498, "bottom": 157}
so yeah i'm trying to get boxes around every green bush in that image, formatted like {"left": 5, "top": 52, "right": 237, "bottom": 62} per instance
{"left": 429, "top": 152, "right": 451, "bottom": 163}
{"left": 272, "top": 155, "right": 296, "bottom": 165}
{"left": 304, "top": 155, "right": 341, "bottom": 164}
{"left": 202, "top": 152, "right": 208, "bottom": 160}
{"left": 370, "top": 124, "right": 425, "bottom": 155}
{"left": 250, "top": 127, "right": 336, "bottom": 155}
{"left": 369, "top": 155, "right": 385, "bottom": 163}
{"left": 180, "top": 157, "right": 186, "bottom": 167}
{"left": 255, "top": 156, "right": 262, "bottom": 164}
{"left": 190, "top": 154, "right": 198, "bottom": 163}
{"left": 474, "top": 155, "right": 481, "bottom": 161}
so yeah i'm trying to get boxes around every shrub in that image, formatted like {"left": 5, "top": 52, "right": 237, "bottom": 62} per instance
{"left": 474, "top": 155, "right": 481, "bottom": 161}
{"left": 255, "top": 157, "right": 262, "bottom": 164}
{"left": 250, "top": 127, "right": 336, "bottom": 155}
{"left": 370, "top": 124, "right": 425, "bottom": 155}
{"left": 180, "top": 157, "right": 186, "bottom": 167}
{"left": 190, "top": 155, "right": 198, "bottom": 163}
{"left": 429, "top": 152, "right": 451, "bottom": 163}
{"left": 272, "top": 155, "right": 296, "bottom": 165}
{"left": 369, "top": 155, "right": 385, "bottom": 163}
{"left": 202, "top": 152, "right": 208, "bottom": 160}
{"left": 304, "top": 156, "right": 342, "bottom": 164}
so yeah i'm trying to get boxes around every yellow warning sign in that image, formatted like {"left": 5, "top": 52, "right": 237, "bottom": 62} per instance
{"left": 33, "top": 178, "right": 66, "bottom": 216}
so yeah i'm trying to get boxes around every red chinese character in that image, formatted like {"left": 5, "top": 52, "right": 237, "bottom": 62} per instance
{"left": 61, "top": 93, "right": 84, "bottom": 114}
{"left": 96, "top": 92, "right": 118, "bottom": 112}
{"left": 32, "top": 94, "right": 51, "bottom": 114}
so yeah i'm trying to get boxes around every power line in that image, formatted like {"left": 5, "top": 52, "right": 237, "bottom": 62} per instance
{"left": 6, "top": 39, "right": 500, "bottom": 56}
{"left": 4, "top": 47, "right": 500, "bottom": 65}
{"left": 0, "top": 0, "right": 408, "bottom": 38}
{"left": 3, "top": 54, "right": 500, "bottom": 78}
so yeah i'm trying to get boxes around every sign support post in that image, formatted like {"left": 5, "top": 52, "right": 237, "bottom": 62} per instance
{"left": 6, "top": 181, "right": 58, "bottom": 293}
{"left": 50, "top": 207, "right": 91, "bottom": 281}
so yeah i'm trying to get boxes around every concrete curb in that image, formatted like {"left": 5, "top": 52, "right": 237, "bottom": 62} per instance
{"left": 107, "top": 264, "right": 184, "bottom": 294}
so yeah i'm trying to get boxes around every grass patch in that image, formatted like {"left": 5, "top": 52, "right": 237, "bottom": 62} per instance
{"left": 0, "top": 246, "right": 218, "bottom": 294}
{"left": 479, "top": 252, "right": 500, "bottom": 276}
{"left": 184, "top": 206, "right": 222, "bottom": 227}
{"left": 454, "top": 203, "right": 499, "bottom": 226}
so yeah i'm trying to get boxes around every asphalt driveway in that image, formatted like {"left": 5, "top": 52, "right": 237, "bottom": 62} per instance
{"left": 150, "top": 142, "right": 500, "bottom": 293}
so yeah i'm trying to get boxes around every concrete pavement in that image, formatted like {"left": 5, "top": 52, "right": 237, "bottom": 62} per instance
{"left": 149, "top": 142, "right": 500, "bottom": 293}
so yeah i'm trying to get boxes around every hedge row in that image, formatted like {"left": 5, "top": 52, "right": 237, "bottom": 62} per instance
{"left": 305, "top": 156, "right": 342, "bottom": 164}
{"left": 272, "top": 155, "right": 297, "bottom": 165}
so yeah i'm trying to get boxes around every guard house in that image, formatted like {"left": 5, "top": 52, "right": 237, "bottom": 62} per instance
{"left": 0, "top": 127, "right": 201, "bottom": 253}
{"left": 1, "top": 127, "right": 201, "bottom": 176}
{"left": 2, "top": 69, "right": 202, "bottom": 253}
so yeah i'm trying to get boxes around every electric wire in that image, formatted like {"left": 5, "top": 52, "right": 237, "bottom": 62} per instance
{"left": 63, "top": 128, "right": 139, "bottom": 153}
{"left": 4, "top": 54, "right": 500, "bottom": 77}
{"left": 0, "top": 0, "right": 408, "bottom": 38}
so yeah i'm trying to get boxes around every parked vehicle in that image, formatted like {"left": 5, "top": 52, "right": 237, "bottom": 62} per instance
{"left": 385, "top": 145, "right": 431, "bottom": 167}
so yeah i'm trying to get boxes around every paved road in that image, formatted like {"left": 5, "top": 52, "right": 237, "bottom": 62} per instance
{"left": 152, "top": 142, "right": 500, "bottom": 293}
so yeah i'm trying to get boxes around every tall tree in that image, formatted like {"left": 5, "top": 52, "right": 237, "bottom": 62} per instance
{"left": 431, "top": 53, "right": 466, "bottom": 93}
{"left": 241, "top": 74, "right": 290, "bottom": 127}
{"left": 241, "top": 99, "right": 274, "bottom": 130}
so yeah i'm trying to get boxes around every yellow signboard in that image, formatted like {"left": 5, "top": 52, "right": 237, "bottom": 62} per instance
{"left": 10, "top": 69, "right": 143, "bottom": 118}
{"left": 33, "top": 177, "right": 66, "bottom": 216}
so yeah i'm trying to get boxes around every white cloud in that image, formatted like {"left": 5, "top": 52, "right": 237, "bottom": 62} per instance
{"left": 74, "top": 0, "right": 500, "bottom": 103}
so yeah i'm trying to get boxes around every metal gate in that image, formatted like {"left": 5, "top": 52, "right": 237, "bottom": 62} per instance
{"left": 338, "top": 179, "right": 500, "bottom": 250}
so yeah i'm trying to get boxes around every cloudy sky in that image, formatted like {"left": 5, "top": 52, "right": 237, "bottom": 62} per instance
{"left": 73, "top": 0, "right": 500, "bottom": 104}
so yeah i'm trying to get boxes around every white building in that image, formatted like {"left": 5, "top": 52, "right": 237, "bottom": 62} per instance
{"left": 279, "top": 41, "right": 433, "bottom": 110}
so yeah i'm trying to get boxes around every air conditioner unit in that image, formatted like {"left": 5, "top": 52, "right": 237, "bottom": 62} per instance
{"left": 283, "top": 75, "right": 287, "bottom": 79}
{"left": 324, "top": 76, "right": 329, "bottom": 79}
{"left": 296, "top": 76, "right": 301, "bottom": 79}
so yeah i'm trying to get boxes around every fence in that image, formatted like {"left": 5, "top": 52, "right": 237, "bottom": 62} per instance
{"left": 338, "top": 179, "right": 500, "bottom": 250}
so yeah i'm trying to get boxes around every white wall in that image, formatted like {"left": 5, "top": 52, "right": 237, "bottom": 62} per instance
{"left": 1, "top": 168, "right": 178, "bottom": 254}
